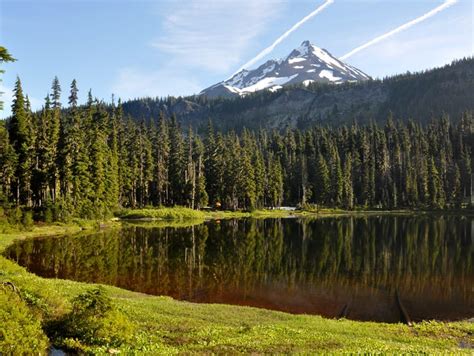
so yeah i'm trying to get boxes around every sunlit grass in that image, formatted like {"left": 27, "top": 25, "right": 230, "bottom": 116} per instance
{"left": 116, "top": 207, "right": 206, "bottom": 220}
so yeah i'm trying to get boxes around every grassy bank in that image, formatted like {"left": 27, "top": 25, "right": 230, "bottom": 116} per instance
{"left": 116, "top": 206, "right": 474, "bottom": 221}
{"left": 115, "top": 207, "right": 294, "bottom": 220}
{"left": 1, "top": 217, "right": 473, "bottom": 353}
{"left": 115, "top": 206, "right": 427, "bottom": 221}
{"left": 116, "top": 207, "right": 206, "bottom": 220}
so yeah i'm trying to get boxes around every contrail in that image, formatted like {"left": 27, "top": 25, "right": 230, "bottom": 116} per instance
{"left": 340, "top": 0, "right": 458, "bottom": 60}
{"left": 232, "top": 0, "right": 334, "bottom": 76}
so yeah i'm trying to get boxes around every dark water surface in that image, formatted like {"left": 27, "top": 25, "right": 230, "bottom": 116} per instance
{"left": 5, "top": 215, "right": 473, "bottom": 322}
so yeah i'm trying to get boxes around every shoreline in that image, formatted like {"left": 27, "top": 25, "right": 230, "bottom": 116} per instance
{"left": 116, "top": 206, "right": 474, "bottom": 221}
{"left": 1, "top": 210, "right": 473, "bottom": 353}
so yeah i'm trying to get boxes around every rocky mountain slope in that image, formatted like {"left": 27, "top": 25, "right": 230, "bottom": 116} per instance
{"left": 201, "top": 41, "right": 370, "bottom": 98}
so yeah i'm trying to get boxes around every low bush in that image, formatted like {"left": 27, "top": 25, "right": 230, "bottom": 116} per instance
{"left": 6, "top": 207, "right": 23, "bottom": 227}
{"left": 0, "top": 286, "right": 49, "bottom": 354}
{"left": 46, "top": 287, "right": 135, "bottom": 352}
{"left": 21, "top": 210, "right": 34, "bottom": 230}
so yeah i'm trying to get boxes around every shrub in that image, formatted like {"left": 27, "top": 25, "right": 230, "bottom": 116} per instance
{"left": 44, "top": 208, "right": 53, "bottom": 224}
{"left": 21, "top": 211, "right": 34, "bottom": 230}
{"left": 46, "top": 287, "right": 134, "bottom": 352}
{"left": 52, "top": 199, "right": 73, "bottom": 223}
{"left": 0, "top": 287, "right": 49, "bottom": 354}
{"left": 7, "top": 207, "right": 22, "bottom": 226}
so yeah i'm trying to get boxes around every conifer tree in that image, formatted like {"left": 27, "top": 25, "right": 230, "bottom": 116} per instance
{"left": 314, "top": 153, "right": 330, "bottom": 205}
{"left": 120, "top": 119, "right": 138, "bottom": 207}
{"left": 58, "top": 80, "right": 78, "bottom": 201}
{"left": 342, "top": 153, "right": 354, "bottom": 209}
{"left": 89, "top": 101, "right": 109, "bottom": 215}
{"left": 168, "top": 115, "right": 185, "bottom": 205}
{"left": 49, "top": 76, "right": 61, "bottom": 202}
{"left": 0, "top": 122, "right": 16, "bottom": 204}
{"left": 428, "top": 157, "right": 444, "bottom": 208}
{"left": 153, "top": 113, "right": 170, "bottom": 205}
{"left": 193, "top": 135, "right": 208, "bottom": 209}
{"left": 460, "top": 145, "right": 472, "bottom": 199}
{"left": 294, "top": 153, "right": 308, "bottom": 205}
{"left": 33, "top": 95, "right": 51, "bottom": 206}
{"left": 105, "top": 99, "right": 120, "bottom": 210}
{"left": 332, "top": 149, "right": 343, "bottom": 206}
{"left": 449, "top": 163, "right": 461, "bottom": 206}
{"left": 266, "top": 154, "right": 283, "bottom": 207}
{"left": 8, "top": 77, "right": 34, "bottom": 206}
{"left": 204, "top": 120, "right": 223, "bottom": 207}
{"left": 238, "top": 146, "right": 256, "bottom": 210}
{"left": 184, "top": 127, "right": 196, "bottom": 208}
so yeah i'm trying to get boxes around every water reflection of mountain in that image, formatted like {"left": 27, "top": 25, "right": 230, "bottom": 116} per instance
{"left": 6, "top": 216, "right": 473, "bottom": 322}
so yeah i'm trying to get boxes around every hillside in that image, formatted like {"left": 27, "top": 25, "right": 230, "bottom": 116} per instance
{"left": 122, "top": 57, "right": 474, "bottom": 132}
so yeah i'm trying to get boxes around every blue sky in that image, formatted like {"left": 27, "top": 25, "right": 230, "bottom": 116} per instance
{"left": 0, "top": 0, "right": 472, "bottom": 118}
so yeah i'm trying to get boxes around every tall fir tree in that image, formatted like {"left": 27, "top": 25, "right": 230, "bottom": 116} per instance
{"left": 314, "top": 153, "right": 330, "bottom": 205}
{"left": 49, "top": 76, "right": 61, "bottom": 202}
{"left": 0, "top": 122, "right": 16, "bottom": 204}
{"left": 153, "top": 113, "right": 170, "bottom": 205}
{"left": 8, "top": 77, "right": 34, "bottom": 206}
{"left": 168, "top": 115, "right": 185, "bottom": 205}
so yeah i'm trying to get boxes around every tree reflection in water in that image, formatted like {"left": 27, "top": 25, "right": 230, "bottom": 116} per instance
{"left": 6, "top": 215, "right": 473, "bottom": 322}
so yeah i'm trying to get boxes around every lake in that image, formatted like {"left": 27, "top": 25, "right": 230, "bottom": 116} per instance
{"left": 5, "top": 215, "right": 473, "bottom": 323}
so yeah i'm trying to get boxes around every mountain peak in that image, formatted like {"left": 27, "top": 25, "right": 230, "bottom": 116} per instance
{"left": 201, "top": 41, "right": 371, "bottom": 98}
{"left": 299, "top": 40, "right": 313, "bottom": 49}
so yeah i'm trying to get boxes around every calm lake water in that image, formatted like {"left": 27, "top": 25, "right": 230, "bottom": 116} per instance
{"left": 5, "top": 215, "right": 473, "bottom": 322}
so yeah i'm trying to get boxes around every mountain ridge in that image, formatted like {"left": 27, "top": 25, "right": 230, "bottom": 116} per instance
{"left": 122, "top": 57, "right": 474, "bottom": 131}
{"left": 201, "top": 41, "right": 370, "bottom": 98}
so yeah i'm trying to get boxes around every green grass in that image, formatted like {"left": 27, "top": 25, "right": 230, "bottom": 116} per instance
{"left": 116, "top": 207, "right": 360, "bottom": 221}
{"left": 116, "top": 206, "right": 471, "bottom": 222}
{"left": 121, "top": 219, "right": 206, "bottom": 229}
{"left": 116, "top": 207, "right": 296, "bottom": 221}
{"left": 206, "top": 209, "right": 304, "bottom": 219}
{"left": 116, "top": 207, "right": 206, "bottom": 220}
{"left": 1, "top": 217, "right": 473, "bottom": 354}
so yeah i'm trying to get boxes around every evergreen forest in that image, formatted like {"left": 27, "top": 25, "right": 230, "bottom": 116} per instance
{"left": 0, "top": 76, "right": 473, "bottom": 221}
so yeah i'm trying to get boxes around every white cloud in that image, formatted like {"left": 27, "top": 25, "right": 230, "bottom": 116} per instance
{"left": 111, "top": 66, "right": 203, "bottom": 100}
{"left": 150, "top": 0, "right": 285, "bottom": 73}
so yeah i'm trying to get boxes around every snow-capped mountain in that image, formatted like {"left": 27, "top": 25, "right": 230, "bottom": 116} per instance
{"left": 201, "top": 40, "right": 371, "bottom": 98}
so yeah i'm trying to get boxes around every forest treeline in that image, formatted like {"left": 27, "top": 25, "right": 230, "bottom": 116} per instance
{"left": 0, "top": 77, "right": 473, "bottom": 220}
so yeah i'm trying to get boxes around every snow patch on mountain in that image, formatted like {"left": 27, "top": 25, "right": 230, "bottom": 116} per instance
{"left": 288, "top": 57, "right": 306, "bottom": 64}
{"left": 201, "top": 40, "right": 371, "bottom": 98}
{"left": 319, "top": 70, "right": 341, "bottom": 82}
{"left": 268, "top": 85, "right": 283, "bottom": 92}
{"left": 240, "top": 74, "right": 298, "bottom": 94}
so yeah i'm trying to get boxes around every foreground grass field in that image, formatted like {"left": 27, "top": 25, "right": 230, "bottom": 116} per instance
{"left": 1, "top": 213, "right": 473, "bottom": 354}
